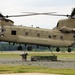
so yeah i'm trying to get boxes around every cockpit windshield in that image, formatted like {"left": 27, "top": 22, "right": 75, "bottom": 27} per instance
{"left": 56, "top": 22, "right": 59, "bottom": 28}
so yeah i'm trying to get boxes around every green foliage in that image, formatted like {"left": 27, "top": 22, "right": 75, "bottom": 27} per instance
{"left": 0, "top": 42, "right": 75, "bottom": 52}
{"left": 0, "top": 43, "right": 17, "bottom": 51}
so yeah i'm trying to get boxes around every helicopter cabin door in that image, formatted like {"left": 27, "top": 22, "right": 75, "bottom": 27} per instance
{"left": 10, "top": 28, "right": 18, "bottom": 42}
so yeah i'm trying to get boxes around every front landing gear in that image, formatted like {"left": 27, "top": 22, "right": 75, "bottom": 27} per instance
{"left": 17, "top": 45, "right": 22, "bottom": 50}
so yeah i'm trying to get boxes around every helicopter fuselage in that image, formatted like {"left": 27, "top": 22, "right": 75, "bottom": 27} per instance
{"left": 0, "top": 25, "right": 74, "bottom": 47}
{"left": 0, "top": 8, "right": 75, "bottom": 52}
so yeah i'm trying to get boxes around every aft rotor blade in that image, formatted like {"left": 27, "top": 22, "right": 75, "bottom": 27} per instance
{"left": 22, "top": 12, "right": 70, "bottom": 17}
{"left": 71, "top": 8, "right": 75, "bottom": 18}
{"left": 47, "top": 13, "right": 70, "bottom": 17}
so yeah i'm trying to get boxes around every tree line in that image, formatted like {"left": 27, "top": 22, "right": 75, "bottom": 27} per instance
{"left": 0, "top": 42, "right": 75, "bottom": 52}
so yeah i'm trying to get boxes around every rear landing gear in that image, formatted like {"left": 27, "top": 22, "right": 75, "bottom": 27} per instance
{"left": 27, "top": 45, "right": 32, "bottom": 51}
{"left": 56, "top": 47, "right": 60, "bottom": 52}
{"left": 67, "top": 47, "right": 71, "bottom": 52}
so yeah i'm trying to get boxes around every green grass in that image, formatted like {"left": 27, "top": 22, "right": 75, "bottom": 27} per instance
{"left": 55, "top": 53, "right": 75, "bottom": 58}
{"left": 29, "top": 52, "right": 75, "bottom": 59}
{"left": 0, "top": 65, "right": 75, "bottom": 75}
{"left": 0, "top": 54, "right": 19, "bottom": 58}
{"left": 0, "top": 52, "right": 75, "bottom": 75}
{"left": 0, "top": 52, "right": 75, "bottom": 59}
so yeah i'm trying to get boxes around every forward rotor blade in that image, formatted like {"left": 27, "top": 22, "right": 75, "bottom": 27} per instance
{"left": 5, "top": 13, "right": 50, "bottom": 18}
{"left": 5, "top": 13, "right": 39, "bottom": 18}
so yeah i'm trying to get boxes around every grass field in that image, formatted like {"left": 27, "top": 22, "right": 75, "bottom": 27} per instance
{"left": 0, "top": 51, "right": 75, "bottom": 59}
{"left": 0, "top": 65, "right": 75, "bottom": 75}
{"left": 0, "top": 51, "right": 75, "bottom": 75}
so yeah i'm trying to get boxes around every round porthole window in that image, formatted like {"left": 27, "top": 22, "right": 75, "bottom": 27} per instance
{"left": 60, "top": 36, "right": 63, "bottom": 40}
{"left": 48, "top": 35, "right": 51, "bottom": 38}
{"left": 37, "top": 33, "right": 40, "bottom": 37}
{"left": 25, "top": 32, "right": 28, "bottom": 36}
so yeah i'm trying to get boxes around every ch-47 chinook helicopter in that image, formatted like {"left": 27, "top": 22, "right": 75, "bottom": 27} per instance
{"left": 0, "top": 8, "right": 75, "bottom": 52}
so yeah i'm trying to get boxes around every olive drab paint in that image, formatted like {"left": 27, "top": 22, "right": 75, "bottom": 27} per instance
{"left": 0, "top": 8, "right": 75, "bottom": 52}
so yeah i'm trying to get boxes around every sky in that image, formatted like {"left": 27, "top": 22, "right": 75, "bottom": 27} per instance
{"left": 0, "top": 0, "right": 75, "bottom": 29}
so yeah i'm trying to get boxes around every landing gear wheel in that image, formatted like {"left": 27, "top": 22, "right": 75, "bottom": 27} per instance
{"left": 17, "top": 45, "right": 22, "bottom": 50}
{"left": 27, "top": 46, "right": 32, "bottom": 51}
{"left": 56, "top": 47, "right": 60, "bottom": 52}
{"left": 68, "top": 47, "right": 71, "bottom": 52}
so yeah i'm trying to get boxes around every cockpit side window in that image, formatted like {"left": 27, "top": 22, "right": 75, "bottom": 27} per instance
{"left": 57, "top": 22, "right": 59, "bottom": 27}
{"left": 0, "top": 26, "right": 5, "bottom": 37}
{"left": 0, "top": 26, "right": 5, "bottom": 32}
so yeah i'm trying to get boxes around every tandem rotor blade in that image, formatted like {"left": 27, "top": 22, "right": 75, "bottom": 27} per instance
{"left": 5, "top": 12, "right": 56, "bottom": 18}
{"left": 0, "top": 8, "right": 75, "bottom": 18}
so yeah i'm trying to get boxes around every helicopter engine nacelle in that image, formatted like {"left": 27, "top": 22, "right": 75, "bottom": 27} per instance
{"left": 60, "top": 26, "right": 72, "bottom": 33}
{"left": 0, "top": 19, "right": 14, "bottom": 26}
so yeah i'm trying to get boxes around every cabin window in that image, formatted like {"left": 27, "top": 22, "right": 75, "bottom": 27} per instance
{"left": 73, "top": 35, "right": 75, "bottom": 38}
{"left": 11, "top": 30, "right": 16, "bottom": 35}
{"left": 52, "top": 35, "right": 57, "bottom": 39}
{"left": 53, "top": 35, "right": 56, "bottom": 37}
{"left": 37, "top": 33, "right": 40, "bottom": 37}
{"left": 48, "top": 35, "right": 51, "bottom": 38}
{"left": 73, "top": 34, "right": 75, "bottom": 39}
{"left": 60, "top": 36, "right": 63, "bottom": 40}
{"left": 25, "top": 32, "right": 28, "bottom": 36}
